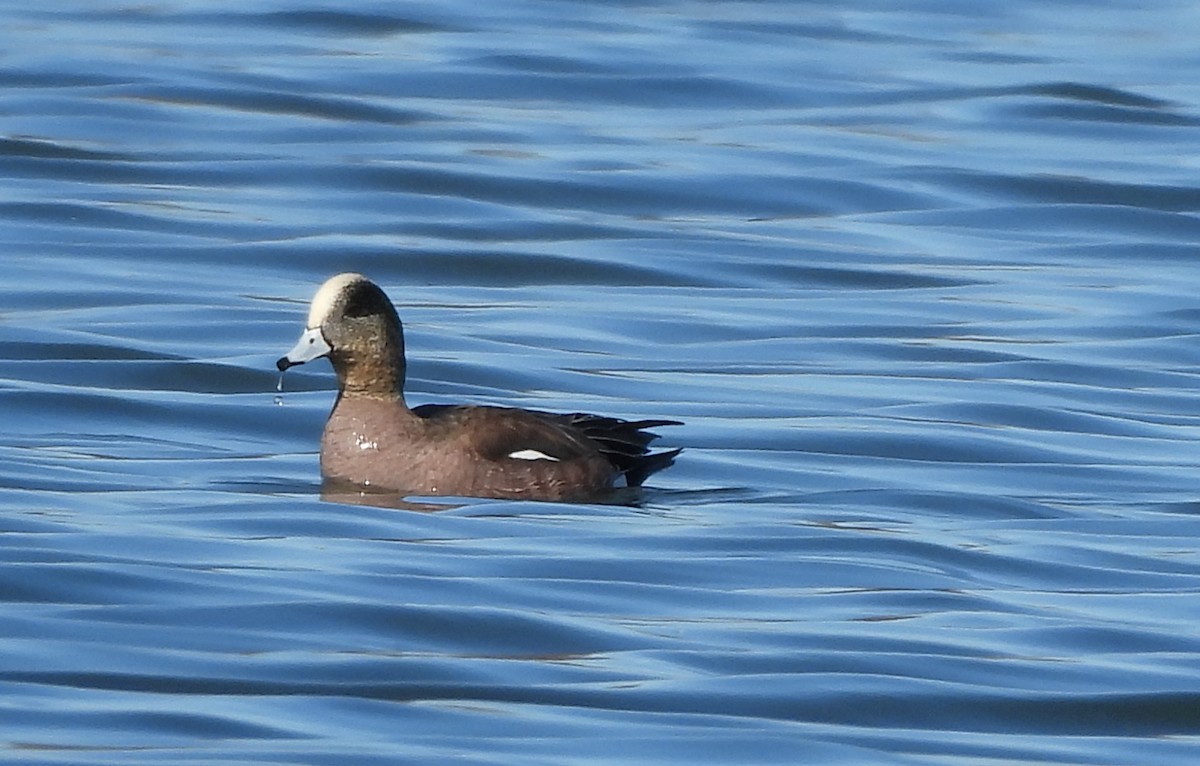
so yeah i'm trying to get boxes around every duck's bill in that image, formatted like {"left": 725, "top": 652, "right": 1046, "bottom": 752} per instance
{"left": 277, "top": 327, "right": 332, "bottom": 371}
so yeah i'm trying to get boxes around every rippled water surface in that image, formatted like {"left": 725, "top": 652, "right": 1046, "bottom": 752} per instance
{"left": 4, "top": 1, "right": 1200, "bottom": 763}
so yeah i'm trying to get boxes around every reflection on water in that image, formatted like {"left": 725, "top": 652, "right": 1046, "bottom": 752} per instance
{"left": 3, "top": 1, "right": 1200, "bottom": 764}
{"left": 319, "top": 480, "right": 655, "bottom": 512}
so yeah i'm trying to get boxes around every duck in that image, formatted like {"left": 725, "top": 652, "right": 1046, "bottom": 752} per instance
{"left": 277, "top": 273, "right": 681, "bottom": 501}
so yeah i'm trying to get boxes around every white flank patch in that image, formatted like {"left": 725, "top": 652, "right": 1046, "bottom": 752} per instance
{"left": 508, "top": 449, "right": 560, "bottom": 462}
{"left": 308, "top": 272, "right": 367, "bottom": 328}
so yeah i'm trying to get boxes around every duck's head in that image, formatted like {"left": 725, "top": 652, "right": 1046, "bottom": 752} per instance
{"left": 277, "top": 272, "right": 406, "bottom": 398}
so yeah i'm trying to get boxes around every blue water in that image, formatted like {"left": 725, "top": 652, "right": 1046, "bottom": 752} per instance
{"left": 3, "top": 1, "right": 1200, "bottom": 763}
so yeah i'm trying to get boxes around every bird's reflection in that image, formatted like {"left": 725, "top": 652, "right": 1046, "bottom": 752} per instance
{"left": 319, "top": 478, "right": 653, "bottom": 511}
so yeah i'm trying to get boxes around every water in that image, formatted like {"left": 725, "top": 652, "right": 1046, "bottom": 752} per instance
{"left": 3, "top": 1, "right": 1200, "bottom": 763}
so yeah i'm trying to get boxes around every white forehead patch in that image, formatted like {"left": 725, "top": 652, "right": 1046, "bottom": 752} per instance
{"left": 307, "top": 272, "right": 367, "bottom": 328}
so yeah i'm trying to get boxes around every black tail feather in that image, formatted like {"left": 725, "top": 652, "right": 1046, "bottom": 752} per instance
{"left": 624, "top": 447, "right": 682, "bottom": 487}
{"left": 564, "top": 414, "right": 682, "bottom": 486}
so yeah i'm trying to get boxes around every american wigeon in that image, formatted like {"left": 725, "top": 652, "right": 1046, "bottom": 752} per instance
{"left": 277, "top": 273, "right": 681, "bottom": 501}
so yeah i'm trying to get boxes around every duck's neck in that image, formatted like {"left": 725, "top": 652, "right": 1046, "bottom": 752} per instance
{"left": 332, "top": 332, "right": 408, "bottom": 405}
{"left": 336, "top": 359, "right": 406, "bottom": 403}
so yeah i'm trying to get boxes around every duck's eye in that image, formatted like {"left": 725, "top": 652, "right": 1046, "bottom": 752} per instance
{"left": 343, "top": 284, "right": 384, "bottom": 319}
